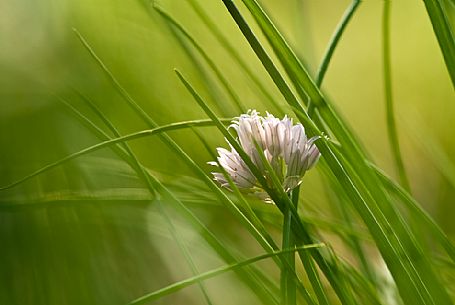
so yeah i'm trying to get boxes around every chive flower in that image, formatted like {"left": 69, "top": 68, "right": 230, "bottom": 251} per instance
{"left": 209, "top": 110, "right": 320, "bottom": 199}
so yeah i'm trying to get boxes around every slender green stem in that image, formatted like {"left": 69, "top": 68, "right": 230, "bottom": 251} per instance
{"left": 422, "top": 0, "right": 455, "bottom": 87}
{"left": 383, "top": 0, "right": 411, "bottom": 192}
{"left": 127, "top": 244, "right": 323, "bottom": 305}
{"left": 308, "top": 0, "right": 360, "bottom": 116}
{"left": 281, "top": 191, "right": 295, "bottom": 305}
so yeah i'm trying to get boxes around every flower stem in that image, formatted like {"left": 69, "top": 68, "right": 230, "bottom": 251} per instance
{"left": 292, "top": 187, "right": 330, "bottom": 305}
{"left": 281, "top": 190, "right": 296, "bottom": 305}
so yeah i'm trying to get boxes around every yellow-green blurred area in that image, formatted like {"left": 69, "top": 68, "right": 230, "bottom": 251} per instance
{"left": 0, "top": 0, "right": 454, "bottom": 304}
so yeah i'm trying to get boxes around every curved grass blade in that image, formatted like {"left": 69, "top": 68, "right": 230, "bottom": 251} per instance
{"left": 382, "top": 1, "right": 410, "bottom": 192}
{"left": 315, "top": 0, "right": 361, "bottom": 87}
{"left": 308, "top": 0, "right": 361, "bottom": 116}
{"left": 372, "top": 164, "right": 455, "bottom": 264}
{"left": 422, "top": 0, "right": 455, "bottom": 86}
{"left": 127, "top": 244, "right": 324, "bottom": 305}
{"left": 0, "top": 119, "right": 229, "bottom": 191}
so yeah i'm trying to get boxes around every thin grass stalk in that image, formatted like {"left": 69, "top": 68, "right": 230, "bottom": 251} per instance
{"left": 382, "top": 1, "right": 411, "bottom": 192}
{"left": 281, "top": 193, "right": 295, "bottom": 305}
{"left": 292, "top": 187, "right": 330, "bottom": 305}
{"left": 372, "top": 164, "right": 455, "bottom": 263}
{"left": 422, "top": 0, "right": 455, "bottom": 86}
{"left": 127, "top": 244, "right": 323, "bottom": 305}
{"left": 308, "top": 0, "right": 361, "bottom": 116}
{"left": 332, "top": 183, "right": 376, "bottom": 285}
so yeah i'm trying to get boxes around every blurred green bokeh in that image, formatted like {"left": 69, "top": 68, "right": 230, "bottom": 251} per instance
{"left": 0, "top": 0, "right": 454, "bottom": 304}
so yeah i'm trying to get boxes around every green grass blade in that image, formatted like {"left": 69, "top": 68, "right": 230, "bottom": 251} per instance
{"left": 422, "top": 0, "right": 455, "bottom": 86}
{"left": 292, "top": 187, "right": 329, "bottom": 305}
{"left": 308, "top": 0, "right": 361, "bottom": 116}
{"left": 316, "top": 0, "right": 360, "bottom": 87}
{"left": 127, "top": 244, "right": 323, "bottom": 305}
{"left": 382, "top": 1, "right": 410, "bottom": 192}
{"left": 373, "top": 164, "right": 455, "bottom": 263}
{"left": 0, "top": 119, "right": 228, "bottom": 191}
{"left": 281, "top": 191, "right": 295, "bottom": 305}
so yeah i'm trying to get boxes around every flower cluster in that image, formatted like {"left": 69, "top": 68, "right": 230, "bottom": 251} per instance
{"left": 209, "top": 110, "right": 320, "bottom": 200}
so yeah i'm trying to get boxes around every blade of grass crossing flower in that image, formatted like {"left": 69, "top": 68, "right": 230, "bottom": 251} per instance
{"left": 127, "top": 244, "right": 323, "bottom": 305}
{"left": 223, "top": 1, "right": 452, "bottom": 302}
{"left": 281, "top": 190, "right": 295, "bottom": 305}
{"left": 192, "top": 128, "right": 279, "bottom": 251}
{"left": 382, "top": 1, "right": 410, "bottom": 192}
{"left": 154, "top": 5, "right": 245, "bottom": 114}
{"left": 422, "top": 0, "right": 455, "bottom": 86}
{"left": 193, "top": 128, "right": 317, "bottom": 305}
{"left": 251, "top": 140, "right": 347, "bottom": 305}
